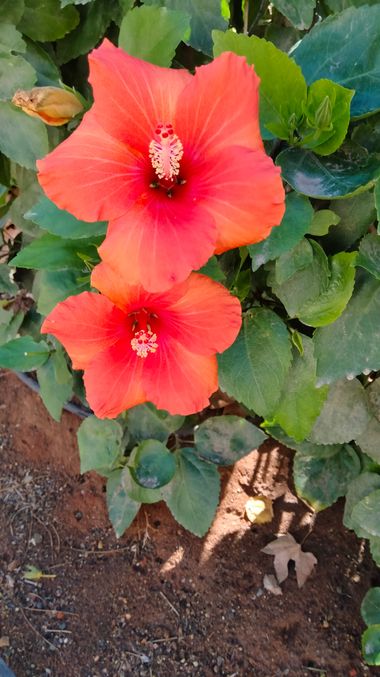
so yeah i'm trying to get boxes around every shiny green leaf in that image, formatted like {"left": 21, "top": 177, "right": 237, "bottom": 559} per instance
{"left": 362, "top": 625, "right": 380, "bottom": 665}
{"left": 37, "top": 269, "right": 90, "bottom": 316}
{"left": 11, "top": 233, "right": 100, "bottom": 270}
{"left": 26, "top": 196, "right": 106, "bottom": 239}
{"left": 361, "top": 588, "right": 380, "bottom": 626}
{"left": 131, "top": 439, "right": 176, "bottom": 489}
{"left": 0, "top": 336, "right": 50, "bottom": 371}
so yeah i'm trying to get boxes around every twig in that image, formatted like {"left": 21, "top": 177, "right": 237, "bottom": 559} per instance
{"left": 150, "top": 636, "right": 178, "bottom": 644}
{"left": 20, "top": 607, "right": 57, "bottom": 652}
{"left": 70, "top": 546, "right": 130, "bottom": 555}
{"left": 159, "top": 591, "right": 179, "bottom": 617}
{"left": 22, "top": 607, "right": 78, "bottom": 617}
{"left": 45, "top": 628, "right": 72, "bottom": 635}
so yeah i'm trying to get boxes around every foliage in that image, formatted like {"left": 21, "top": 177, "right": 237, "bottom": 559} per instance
{"left": 0, "top": 0, "right": 379, "bottom": 663}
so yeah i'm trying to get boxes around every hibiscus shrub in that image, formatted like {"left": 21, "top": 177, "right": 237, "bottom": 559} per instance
{"left": 0, "top": 0, "right": 380, "bottom": 661}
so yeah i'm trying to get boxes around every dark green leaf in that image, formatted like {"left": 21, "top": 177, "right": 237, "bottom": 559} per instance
{"left": 0, "top": 264, "right": 17, "bottom": 294}
{"left": 197, "top": 255, "right": 225, "bottom": 283}
{"left": 0, "top": 310, "right": 24, "bottom": 344}
{"left": 11, "top": 233, "right": 100, "bottom": 270}
{"left": 77, "top": 416, "right": 123, "bottom": 474}
{"left": 56, "top": 0, "right": 117, "bottom": 64}
{"left": 0, "top": 336, "right": 50, "bottom": 371}
{"left": 249, "top": 193, "right": 313, "bottom": 272}
{"left": 361, "top": 588, "right": 380, "bottom": 626}
{"left": 218, "top": 307, "right": 292, "bottom": 418}
{"left": 22, "top": 39, "right": 61, "bottom": 87}
{"left": 123, "top": 466, "right": 167, "bottom": 504}
{"left": 194, "top": 415, "right": 267, "bottom": 465}
{"left": 362, "top": 625, "right": 380, "bottom": 665}
{"left": 0, "top": 103, "right": 48, "bottom": 170}
{"left": 37, "top": 269, "right": 90, "bottom": 316}
{"left": 274, "top": 238, "right": 314, "bottom": 285}
{"left": 293, "top": 444, "right": 360, "bottom": 510}
{"left": 268, "top": 425, "right": 342, "bottom": 458}
{"left": 127, "top": 403, "right": 184, "bottom": 444}
{"left": 18, "top": 0, "right": 79, "bottom": 41}
{"left": 357, "top": 233, "right": 380, "bottom": 280}
{"left": 375, "top": 180, "right": 380, "bottom": 230}
{"left": 0, "top": 54, "right": 36, "bottom": 101}
{"left": 119, "top": 5, "right": 190, "bottom": 67}
{"left": 0, "top": 0, "right": 25, "bottom": 23}
{"left": 270, "top": 338, "right": 328, "bottom": 442}
{"left": 344, "top": 472, "right": 380, "bottom": 536}
{"left": 26, "top": 196, "right": 106, "bottom": 239}
{"left": 164, "top": 447, "right": 220, "bottom": 536}
{"left": 314, "top": 273, "right": 380, "bottom": 384}
{"left": 213, "top": 29, "right": 306, "bottom": 140}
{"left": 8, "top": 167, "right": 43, "bottom": 235}
{"left": 277, "top": 147, "right": 380, "bottom": 199}
{"left": 106, "top": 469, "right": 140, "bottom": 538}
{"left": 37, "top": 347, "right": 73, "bottom": 421}
{"left": 130, "top": 439, "right": 176, "bottom": 489}
{"left": 271, "top": 0, "right": 315, "bottom": 29}
{"left": 351, "top": 489, "right": 380, "bottom": 538}
{"left": 293, "top": 5, "right": 380, "bottom": 118}
{"left": 325, "top": 192, "right": 376, "bottom": 251}
{"left": 307, "top": 209, "right": 340, "bottom": 236}
{"left": 309, "top": 378, "right": 370, "bottom": 444}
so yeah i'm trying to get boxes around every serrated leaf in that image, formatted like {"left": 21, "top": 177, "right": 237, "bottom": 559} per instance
{"left": 271, "top": 338, "right": 328, "bottom": 442}
{"left": 314, "top": 273, "right": 380, "bottom": 385}
{"left": 218, "top": 308, "right": 292, "bottom": 418}
{"left": 130, "top": 439, "right": 176, "bottom": 489}
{"left": 268, "top": 425, "right": 342, "bottom": 458}
{"left": 309, "top": 378, "right": 370, "bottom": 444}
{"left": 213, "top": 29, "right": 306, "bottom": 140}
{"left": 344, "top": 472, "right": 380, "bottom": 537}
{"left": 351, "top": 489, "right": 380, "bottom": 538}
{"left": 293, "top": 444, "right": 360, "bottom": 510}
{"left": 164, "top": 447, "right": 220, "bottom": 536}
{"left": 362, "top": 588, "right": 380, "bottom": 626}
{"left": 22, "top": 39, "right": 61, "bottom": 88}
{"left": 0, "top": 0, "right": 25, "bottom": 23}
{"left": 37, "top": 348, "right": 73, "bottom": 421}
{"left": 271, "top": 0, "right": 315, "bottom": 29}
{"left": 37, "top": 269, "right": 90, "bottom": 316}
{"left": 26, "top": 196, "right": 106, "bottom": 239}
{"left": 194, "top": 415, "right": 267, "bottom": 466}
{"left": 357, "top": 233, "right": 380, "bottom": 281}
{"left": 325, "top": 192, "right": 376, "bottom": 251}
{"left": 18, "top": 0, "right": 79, "bottom": 42}
{"left": 56, "top": 0, "right": 117, "bottom": 64}
{"left": 307, "top": 209, "right": 340, "bottom": 236}
{"left": 0, "top": 336, "right": 50, "bottom": 371}
{"left": 106, "top": 469, "right": 140, "bottom": 538}
{"left": 127, "top": 403, "right": 184, "bottom": 443}
{"left": 368, "top": 380, "right": 380, "bottom": 422}
{"left": 248, "top": 193, "right": 313, "bottom": 272}
{"left": 77, "top": 416, "right": 123, "bottom": 474}
{"left": 355, "top": 417, "right": 380, "bottom": 463}
{"left": 0, "top": 24, "right": 26, "bottom": 53}
{"left": 119, "top": 5, "right": 190, "bottom": 67}
{"left": 0, "top": 103, "right": 48, "bottom": 170}
{"left": 11, "top": 233, "right": 100, "bottom": 270}
{"left": 0, "top": 54, "right": 36, "bottom": 101}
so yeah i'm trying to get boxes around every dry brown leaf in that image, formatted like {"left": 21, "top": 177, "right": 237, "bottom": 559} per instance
{"left": 0, "top": 636, "right": 10, "bottom": 648}
{"left": 263, "top": 574, "right": 282, "bottom": 596}
{"left": 262, "top": 533, "right": 317, "bottom": 588}
{"left": 245, "top": 496, "right": 273, "bottom": 524}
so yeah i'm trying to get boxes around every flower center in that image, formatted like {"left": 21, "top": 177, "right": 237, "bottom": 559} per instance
{"left": 131, "top": 329, "right": 158, "bottom": 358}
{"left": 149, "top": 123, "right": 183, "bottom": 181}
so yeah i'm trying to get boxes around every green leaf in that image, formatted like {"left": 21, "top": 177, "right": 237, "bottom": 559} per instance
{"left": 37, "top": 269, "right": 90, "bottom": 316}
{"left": 270, "top": 337, "right": 329, "bottom": 442}
{"left": 37, "top": 347, "right": 73, "bottom": 421}
{"left": 0, "top": 103, "right": 48, "bottom": 170}
{"left": 307, "top": 209, "right": 340, "bottom": 236}
{"left": 197, "top": 255, "right": 225, "bottom": 283}
{"left": 213, "top": 29, "right": 307, "bottom": 140}
{"left": 249, "top": 193, "right": 314, "bottom": 272}
{"left": 130, "top": 439, "right": 176, "bottom": 489}
{"left": 309, "top": 378, "right": 371, "bottom": 444}
{"left": 7, "top": 167, "right": 43, "bottom": 235}
{"left": 344, "top": 472, "right": 380, "bottom": 536}
{"left": 362, "top": 588, "right": 380, "bottom": 626}
{"left": 271, "top": 0, "right": 315, "bottom": 29}
{"left": 0, "top": 310, "right": 24, "bottom": 344}
{"left": 268, "top": 425, "right": 342, "bottom": 458}
{"left": 368, "top": 379, "right": 380, "bottom": 422}
{"left": 11, "top": 233, "right": 100, "bottom": 270}
{"left": 355, "top": 416, "right": 380, "bottom": 463}
{"left": 0, "top": 24, "right": 26, "bottom": 53}
{"left": 127, "top": 403, "right": 184, "bottom": 444}
{"left": 56, "top": 0, "right": 117, "bottom": 64}
{"left": 106, "top": 469, "right": 140, "bottom": 538}
{"left": 123, "top": 466, "right": 167, "bottom": 504}
{"left": 357, "top": 233, "right": 380, "bottom": 281}
{"left": 314, "top": 273, "right": 380, "bottom": 384}
{"left": 375, "top": 180, "right": 380, "bottom": 230}
{"left": 362, "top": 625, "right": 380, "bottom": 666}
{"left": 0, "top": 0, "right": 25, "bottom": 23}
{"left": 119, "top": 5, "right": 190, "bottom": 67}
{"left": 325, "top": 192, "right": 376, "bottom": 251}
{"left": 22, "top": 39, "right": 61, "bottom": 88}
{"left": 274, "top": 238, "right": 315, "bottom": 285}
{"left": 0, "top": 336, "right": 50, "bottom": 371}
{"left": 61, "top": 0, "right": 93, "bottom": 5}
{"left": 0, "top": 53, "right": 36, "bottom": 101}
{"left": 164, "top": 447, "right": 220, "bottom": 536}
{"left": 297, "top": 252, "right": 357, "bottom": 327}
{"left": 194, "top": 415, "right": 267, "bottom": 465}
{"left": 0, "top": 264, "right": 17, "bottom": 294}
{"left": 218, "top": 307, "right": 292, "bottom": 418}
{"left": 299, "top": 79, "right": 354, "bottom": 156}
{"left": 351, "top": 489, "right": 380, "bottom": 538}
{"left": 18, "top": 0, "right": 79, "bottom": 41}
{"left": 293, "top": 5, "right": 380, "bottom": 118}
{"left": 277, "top": 147, "right": 380, "bottom": 199}
{"left": 293, "top": 444, "right": 360, "bottom": 510}
{"left": 77, "top": 416, "right": 123, "bottom": 474}
{"left": 26, "top": 196, "right": 106, "bottom": 239}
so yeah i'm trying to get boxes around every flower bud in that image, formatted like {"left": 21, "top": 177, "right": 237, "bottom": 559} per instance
{"left": 12, "top": 87, "right": 84, "bottom": 126}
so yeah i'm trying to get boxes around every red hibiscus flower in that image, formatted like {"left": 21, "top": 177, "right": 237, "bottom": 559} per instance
{"left": 37, "top": 40, "right": 285, "bottom": 292}
{"left": 41, "top": 262, "right": 242, "bottom": 418}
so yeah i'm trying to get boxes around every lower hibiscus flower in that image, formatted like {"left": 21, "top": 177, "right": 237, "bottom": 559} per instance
{"left": 41, "top": 263, "right": 242, "bottom": 417}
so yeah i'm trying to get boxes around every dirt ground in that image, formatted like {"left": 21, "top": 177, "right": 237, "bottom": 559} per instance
{"left": 1, "top": 370, "right": 380, "bottom": 677}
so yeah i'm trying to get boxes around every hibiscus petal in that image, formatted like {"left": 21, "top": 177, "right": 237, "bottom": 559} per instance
{"left": 99, "top": 193, "right": 216, "bottom": 292}
{"left": 164, "top": 273, "right": 241, "bottom": 355}
{"left": 41, "top": 292, "right": 127, "bottom": 370}
{"left": 84, "top": 337, "right": 146, "bottom": 418}
{"left": 194, "top": 145, "right": 285, "bottom": 253}
{"left": 88, "top": 39, "right": 191, "bottom": 152}
{"left": 175, "top": 52, "right": 262, "bottom": 159}
{"left": 37, "top": 112, "right": 146, "bottom": 222}
{"left": 143, "top": 339, "right": 218, "bottom": 415}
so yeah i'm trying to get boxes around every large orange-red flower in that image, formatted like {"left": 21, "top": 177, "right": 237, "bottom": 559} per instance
{"left": 37, "top": 40, "right": 285, "bottom": 292}
{"left": 41, "top": 262, "right": 241, "bottom": 417}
